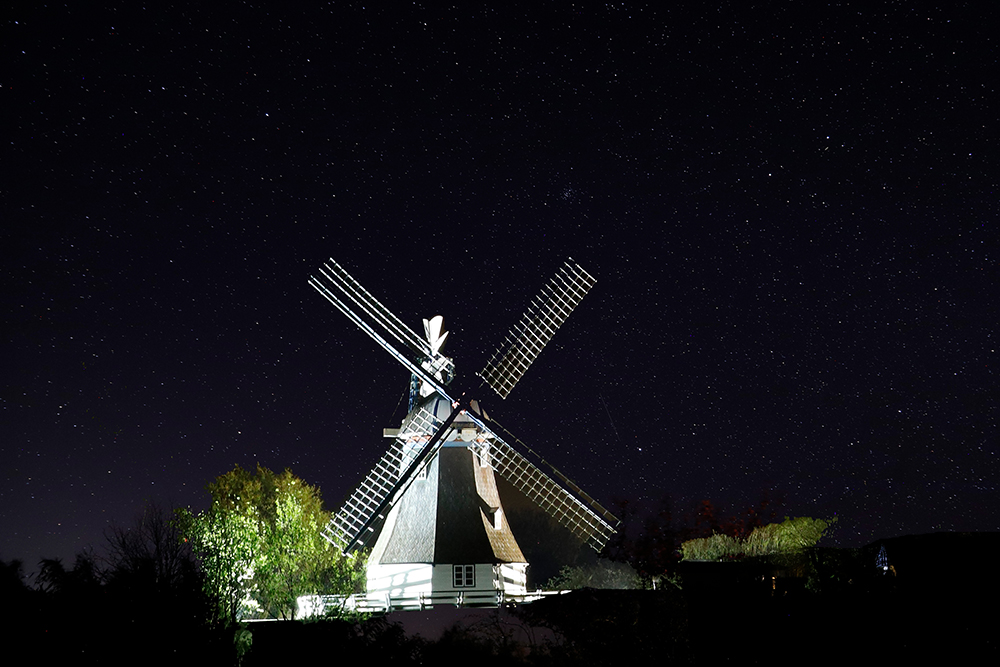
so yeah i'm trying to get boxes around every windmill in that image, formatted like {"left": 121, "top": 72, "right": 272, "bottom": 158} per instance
{"left": 309, "top": 258, "right": 618, "bottom": 609}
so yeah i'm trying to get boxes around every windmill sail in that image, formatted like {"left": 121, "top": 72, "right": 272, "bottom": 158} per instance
{"left": 309, "top": 258, "right": 454, "bottom": 399}
{"left": 323, "top": 403, "right": 458, "bottom": 553}
{"left": 479, "top": 259, "right": 596, "bottom": 399}
{"left": 465, "top": 411, "right": 618, "bottom": 551}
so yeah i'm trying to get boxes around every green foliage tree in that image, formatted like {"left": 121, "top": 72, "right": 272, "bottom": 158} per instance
{"left": 680, "top": 516, "right": 836, "bottom": 562}
{"left": 177, "top": 464, "right": 365, "bottom": 622}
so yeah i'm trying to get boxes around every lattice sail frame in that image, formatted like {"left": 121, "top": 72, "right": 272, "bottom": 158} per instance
{"left": 309, "top": 258, "right": 454, "bottom": 397}
{"left": 464, "top": 411, "right": 618, "bottom": 551}
{"left": 479, "top": 259, "right": 596, "bottom": 399}
{"left": 322, "top": 404, "right": 449, "bottom": 552}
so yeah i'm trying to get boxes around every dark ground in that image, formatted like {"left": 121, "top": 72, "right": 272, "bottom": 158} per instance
{"left": 5, "top": 532, "right": 995, "bottom": 665}
{"left": 243, "top": 533, "right": 999, "bottom": 665}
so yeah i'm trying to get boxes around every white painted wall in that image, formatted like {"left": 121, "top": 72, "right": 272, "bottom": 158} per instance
{"left": 367, "top": 562, "right": 433, "bottom": 599}
{"left": 498, "top": 562, "right": 528, "bottom": 595}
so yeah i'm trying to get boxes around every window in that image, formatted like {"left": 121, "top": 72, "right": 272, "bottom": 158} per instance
{"left": 453, "top": 564, "right": 475, "bottom": 588}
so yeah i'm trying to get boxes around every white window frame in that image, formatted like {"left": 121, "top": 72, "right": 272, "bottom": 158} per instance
{"left": 453, "top": 564, "right": 475, "bottom": 588}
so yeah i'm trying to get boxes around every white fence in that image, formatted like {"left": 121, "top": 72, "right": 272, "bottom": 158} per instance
{"left": 297, "top": 589, "right": 567, "bottom": 617}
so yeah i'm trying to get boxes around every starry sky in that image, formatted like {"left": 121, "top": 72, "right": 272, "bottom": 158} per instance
{"left": 4, "top": 1, "right": 999, "bottom": 570}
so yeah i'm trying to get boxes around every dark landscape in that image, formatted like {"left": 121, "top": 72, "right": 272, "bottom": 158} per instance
{"left": 4, "top": 532, "right": 997, "bottom": 665}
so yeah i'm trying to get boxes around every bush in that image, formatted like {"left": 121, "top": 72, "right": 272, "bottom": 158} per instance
{"left": 681, "top": 517, "right": 835, "bottom": 562}
{"left": 680, "top": 533, "right": 742, "bottom": 561}
{"left": 545, "top": 559, "right": 645, "bottom": 590}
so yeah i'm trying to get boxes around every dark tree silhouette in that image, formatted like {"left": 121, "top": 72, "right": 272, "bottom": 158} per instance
{"left": 12, "top": 504, "right": 231, "bottom": 666}
{"left": 102, "top": 502, "right": 219, "bottom": 635}
{"left": 34, "top": 552, "right": 101, "bottom": 596}
{"left": 103, "top": 502, "right": 202, "bottom": 597}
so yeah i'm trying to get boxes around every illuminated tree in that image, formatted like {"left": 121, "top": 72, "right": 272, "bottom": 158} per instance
{"left": 680, "top": 516, "right": 836, "bottom": 562}
{"left": 177, "top": 464, "right": 364, "bottom": 622}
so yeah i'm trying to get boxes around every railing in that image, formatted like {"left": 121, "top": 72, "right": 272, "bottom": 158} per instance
{"left": 297, "top": 589, "right": 570, "bottom": 617}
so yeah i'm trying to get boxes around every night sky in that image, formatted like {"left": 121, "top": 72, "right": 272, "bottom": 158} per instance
{"left": 4, "top": 2, "right": 999, "bottom": 571}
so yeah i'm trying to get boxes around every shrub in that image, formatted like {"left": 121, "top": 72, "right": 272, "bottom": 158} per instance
{"left": 681, "top": 517, "right": 835, "bottom": 562}
{"left": 545, "top": 559, "right": 645, "bottom": 589}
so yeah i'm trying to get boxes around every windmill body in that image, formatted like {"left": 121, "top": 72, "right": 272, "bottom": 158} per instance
{"left": 365, "top": 394, "right": 528, "bottom": 606}
{"left": 308, "top": 258, "right": 618, "bottom": 610}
